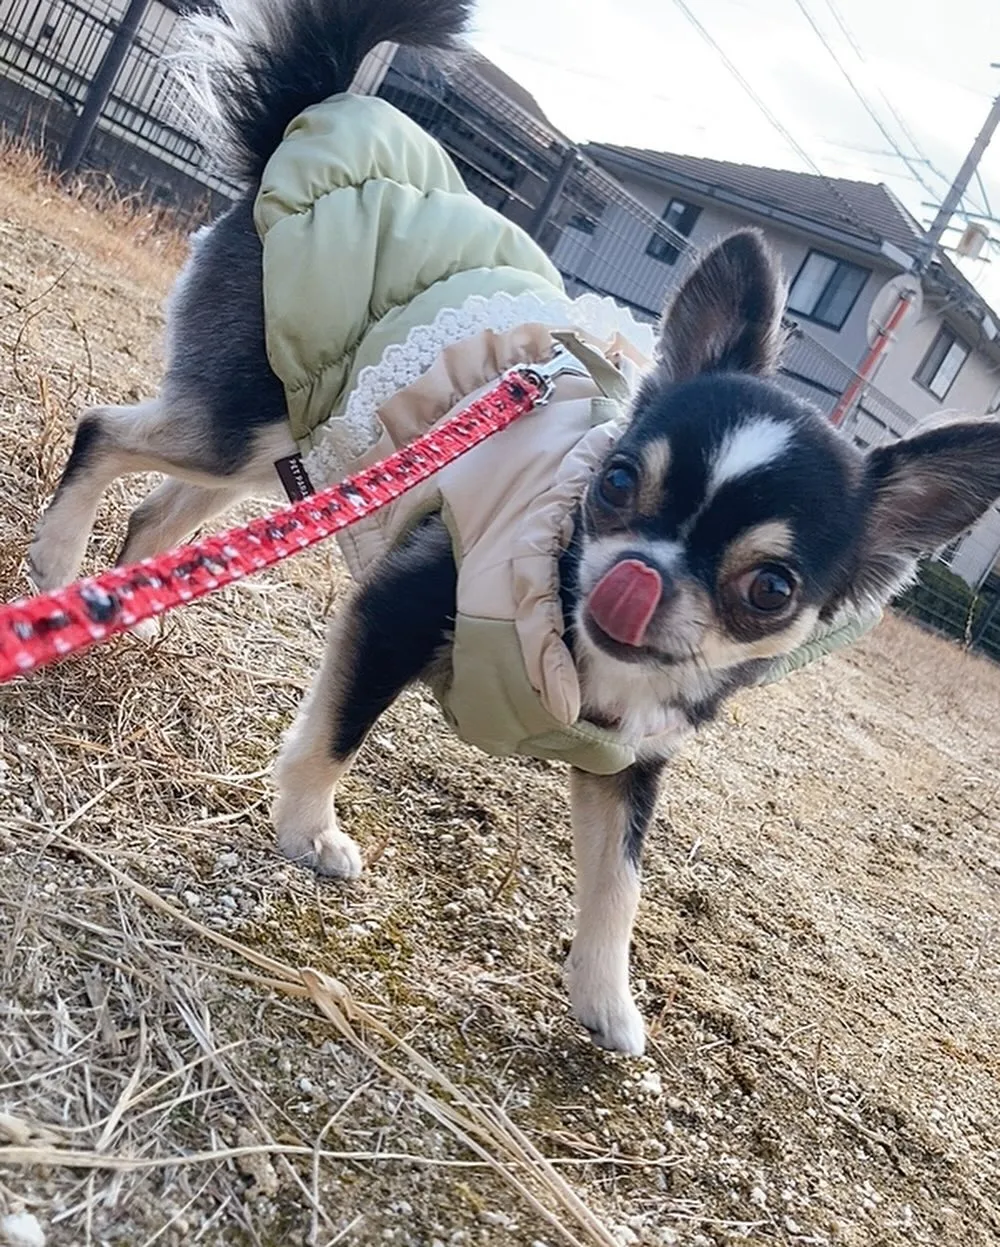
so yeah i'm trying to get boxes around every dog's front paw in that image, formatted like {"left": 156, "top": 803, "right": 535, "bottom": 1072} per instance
{"left": 273, "top": 807, "right": 363, "bottom": 880}
{"left": 565, "top": 957, "right": 646, "bottom": 1056}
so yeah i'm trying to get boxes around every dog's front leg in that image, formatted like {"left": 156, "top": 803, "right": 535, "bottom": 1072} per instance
{"left": 271, "top": 604, "right": 375, "bottom": 879}
{"left": 565, "top": 761, "right": 664, "bottom": 1056}
{"left": 272, "top": 519, "right": 456, "bottom": 879}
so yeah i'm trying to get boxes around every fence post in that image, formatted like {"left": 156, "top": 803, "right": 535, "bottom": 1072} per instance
{"left": 59, "top": 0, "right": 151, "bottom": 176}
{"left": 528, "top": 144, "right": 578, "bottom": 241}
{"left": 971, "top": 588, "right": 1000, "bottom": 652}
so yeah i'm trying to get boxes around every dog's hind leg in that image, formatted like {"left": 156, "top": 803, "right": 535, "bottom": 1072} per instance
{"left": 115, "top": 478, "right": 250, "bottom": 566}
{"left": 29, "top": 399, "right": 170, "bottom": 591}
{"left": 28, "top": 397, "right": 293, "bottom": 591}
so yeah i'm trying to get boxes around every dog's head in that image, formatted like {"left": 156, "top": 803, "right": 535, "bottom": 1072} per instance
{"left": 574, "top": 229, "right": 1000, "bottom": 680}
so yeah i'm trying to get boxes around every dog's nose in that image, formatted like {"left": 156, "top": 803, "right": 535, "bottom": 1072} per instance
{"left": 588, "top": 558, "right": 667, "bottom": 646}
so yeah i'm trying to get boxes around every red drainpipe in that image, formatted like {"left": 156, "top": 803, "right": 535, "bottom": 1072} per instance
{"left": 829, "top": 290, "right": 914, "bottom": 427}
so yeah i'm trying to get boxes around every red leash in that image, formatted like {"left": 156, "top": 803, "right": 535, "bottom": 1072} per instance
{"left": 0, "top": 367, "right": 553, "bottom": 685}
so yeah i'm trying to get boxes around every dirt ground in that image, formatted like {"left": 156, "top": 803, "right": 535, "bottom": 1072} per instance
{"left": 0, "top": 146, "right": 998, "bottom": 1247}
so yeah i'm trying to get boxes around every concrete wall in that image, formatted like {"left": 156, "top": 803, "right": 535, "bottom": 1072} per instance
{"left": 869, "top": 304, "right": 1000, "bottom": 422}
{"left": 560, "top": 169, "right": 888, "bottom": 366}
{"left": 949, "top": 506, "right": 1000, "bottom": 586}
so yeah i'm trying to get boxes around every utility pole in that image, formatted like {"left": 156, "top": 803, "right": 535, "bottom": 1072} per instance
{"left": 918, "top": 66, "right": 1000, "bottom": 272}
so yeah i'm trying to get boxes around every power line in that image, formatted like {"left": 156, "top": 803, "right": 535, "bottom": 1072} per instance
{"left": 667, "top": 0, "right": 872, "bottom": 236}
{"left": 820, "top": 0, "right": 990, "bottom": 216}
{"left": 793, "top": 0, "right": 943, "bottom": 204}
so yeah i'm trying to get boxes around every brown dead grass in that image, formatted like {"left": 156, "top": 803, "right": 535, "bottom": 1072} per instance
{"left": 1, "top": 140, "right": 999, "bottom": 1247}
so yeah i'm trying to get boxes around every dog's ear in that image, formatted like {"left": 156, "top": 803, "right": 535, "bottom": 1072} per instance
{"left": 849, "top": 418, "right": 1000, "bottom": 606}
{"left": 655, "top": 229, "right": 787, "bottom": 382}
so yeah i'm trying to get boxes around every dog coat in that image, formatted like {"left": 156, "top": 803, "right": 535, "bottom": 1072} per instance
{"left": 254, "top": 93, "right": 881, "bottom": 773}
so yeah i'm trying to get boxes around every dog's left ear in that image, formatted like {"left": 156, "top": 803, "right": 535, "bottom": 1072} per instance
{"left": 655, "top": 228, "right": 787, "bottom": 382}
{"left": 850, "top": 419, "right": 1000, "bottom": 605}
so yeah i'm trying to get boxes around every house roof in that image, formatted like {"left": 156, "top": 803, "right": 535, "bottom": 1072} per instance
{"left": 584, "top": 144, "right": 924, "bottom": 255}
{"left": 461, "top": 50, "right": 554, "bottom": 126}
{"left": 587, "top": 143, "right": 1000, "bottom": 355}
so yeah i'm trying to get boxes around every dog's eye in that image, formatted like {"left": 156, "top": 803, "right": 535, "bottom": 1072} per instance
{"left": 598, "top": 463, "right": 638, "bottom": 509}
{"left": 742, "top": 565, "right": 796, "bottom": 613}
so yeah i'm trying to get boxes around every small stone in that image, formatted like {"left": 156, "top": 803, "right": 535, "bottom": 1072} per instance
{"left": 637, "top": 1069, "right": 663, "bottom": 1097}
{"left": 750, "top": 1186, "right": 767, "bottom": 1208}
{"left": 464, "top": 886, "right": 488, "bottom": 911}
{"left": 1, "top": 1213, "right": 46, "bottom": 1247}
{"left": 784, "top": 1217, "right": 802, "bottom": 1235}
{"left": 182, "top": 891, "right": 201, "bottom": 909}
{"left": 478, "top": 1211, "right": 514, "bottom": 1228}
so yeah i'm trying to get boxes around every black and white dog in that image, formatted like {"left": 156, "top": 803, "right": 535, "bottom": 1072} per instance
{"left": 27, "top": 0, "right": 1000, "bottom": 1055}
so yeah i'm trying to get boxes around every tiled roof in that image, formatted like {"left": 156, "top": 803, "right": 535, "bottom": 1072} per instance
{"left": 585, "top": 144, "right": 924, "bottom": 255}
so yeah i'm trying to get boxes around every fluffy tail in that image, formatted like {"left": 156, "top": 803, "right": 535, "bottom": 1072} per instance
{"left": 176, "top": 0, "right": 473, "bottom": 183}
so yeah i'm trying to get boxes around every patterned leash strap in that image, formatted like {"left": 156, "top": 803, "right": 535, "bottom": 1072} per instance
{"left": 0, "top": 365, "right": 555, "bottom": 685}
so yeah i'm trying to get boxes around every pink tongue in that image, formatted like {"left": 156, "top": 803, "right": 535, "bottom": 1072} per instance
{"left": 588, "top": 559, "right": 662, "bottom": 647}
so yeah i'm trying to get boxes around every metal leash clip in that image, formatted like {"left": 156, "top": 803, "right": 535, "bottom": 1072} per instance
{"left": 508, "top": 344, "right": 592, "bottom": 407}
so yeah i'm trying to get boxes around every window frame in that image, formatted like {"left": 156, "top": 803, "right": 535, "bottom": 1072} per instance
{"left": 645, "top": 197, "right": 701, "bottom": 266}
{"left": 914, "top": 326, "right": 970, "bottom": 401}
{"left": 786, "top": 248, "right": 870, "bottom": 331}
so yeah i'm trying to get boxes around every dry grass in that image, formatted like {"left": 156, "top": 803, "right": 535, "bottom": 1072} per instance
{"left": 1, "top": 138, "right": 999, "bottom": 1247}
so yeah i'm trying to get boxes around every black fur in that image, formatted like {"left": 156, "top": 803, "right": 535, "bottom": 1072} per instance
{"left": 168, "top": 195, "right": 288, "bottom": 472}
{"left": 618, "top": 760, "right": 666, "bottom": 869}
{"left": 55, "top": 412, "right": 104, "bottom": 491}
{"left": 198, "top": 0, "right": 474, "bottom": 183}
{"left": 330, "top": 518, "right": 456, "bottom": 759}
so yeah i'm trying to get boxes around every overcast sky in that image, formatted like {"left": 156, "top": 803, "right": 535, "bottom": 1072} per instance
{"left": 468, "top": 0, "right": 1000, "bottom": 311}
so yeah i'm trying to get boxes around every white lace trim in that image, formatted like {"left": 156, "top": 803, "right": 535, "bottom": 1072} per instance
{"left": 303, "top": 291, "right": 656, "bottom": 486}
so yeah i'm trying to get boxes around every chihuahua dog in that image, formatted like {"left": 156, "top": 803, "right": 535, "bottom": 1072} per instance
{"left": 28, "top": 0, "right": 1000, "bottom": 1055}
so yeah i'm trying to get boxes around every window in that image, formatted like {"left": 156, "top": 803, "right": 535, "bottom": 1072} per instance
{"left": 646, "top": 198, "right": 701, "bottom": 265}
{"left": 914, "top": 327, "right": 970, "bottom": 400}
{"left": 787, "top": 250, "right": 869, "bottom": 330}
{"left": 567, "top": 213, "right": 597, "bottom": 235}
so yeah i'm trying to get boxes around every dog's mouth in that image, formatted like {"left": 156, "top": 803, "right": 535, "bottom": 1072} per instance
{"left": 586, "top": 558, "right": 662, "bottom": 647}
{"left": 582, "top": 611, "right": 690, "bottom": 666}
{"left": 581, "top": 556, "right": 706, "bottom": 667}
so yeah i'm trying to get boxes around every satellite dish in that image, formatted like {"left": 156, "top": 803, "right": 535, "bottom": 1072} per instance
{"left": 867, "top": 273, "right": 922, "bottom": 347}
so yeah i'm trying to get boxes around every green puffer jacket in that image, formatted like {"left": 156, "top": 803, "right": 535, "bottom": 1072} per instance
{"left": 255, "top": 92, "right": 566, "bottom": 451}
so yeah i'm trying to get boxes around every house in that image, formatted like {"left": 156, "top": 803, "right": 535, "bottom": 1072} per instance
{"left": 578, "top": 145, "right": 1000, "bottom": 588}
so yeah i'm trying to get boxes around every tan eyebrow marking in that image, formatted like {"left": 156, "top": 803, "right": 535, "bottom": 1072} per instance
{"left": 637, "top": 438, "right": 672, "bottom": 516}
{"left": 719, "top": 520, "right": 794, "bottom": 581}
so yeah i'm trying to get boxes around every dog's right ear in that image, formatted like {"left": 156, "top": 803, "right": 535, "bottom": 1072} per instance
{"left": 654, "top": 229, "right": 787, "bottom": 383}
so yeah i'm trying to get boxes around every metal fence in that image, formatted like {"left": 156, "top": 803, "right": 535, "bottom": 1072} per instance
{"left": 0, "top": 0, "right": 237, "bottom": 218}
{"left": 894, "top": 562, "right": 1000, "bottom": 662}
{"left": 0, "top": 4, "right": 918, "bottom": 432}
